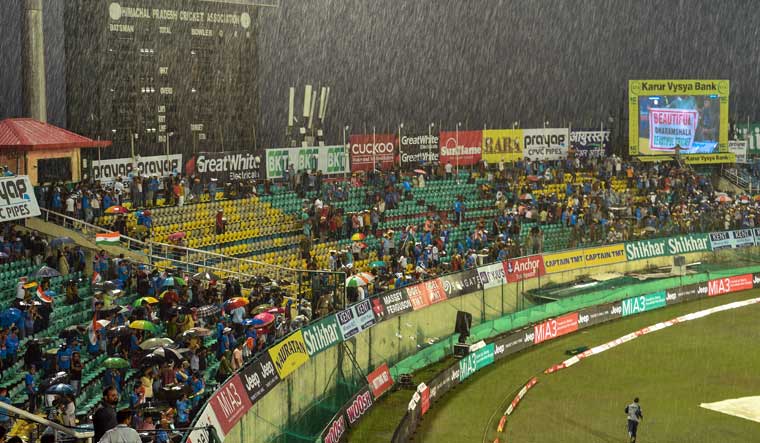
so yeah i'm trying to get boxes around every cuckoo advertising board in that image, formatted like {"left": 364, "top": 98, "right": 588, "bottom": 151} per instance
{"left": 399, "top": 134, "right": 440, "bottom": 166}
{"left": 522, "top": 128, "right": 570, "bottom": 161}
{"left": 349, "top": 134, "right": 397, "bottom": 171}
{"left": 370, "top": 290, "right": 413, "bottom": 320}
{"left": 439, "top": 130, "right": 482, "bottom": 166}
{"left": 239, "top": 352, "right": 279, "bottom": 405}
{"left": 265, "top": 146, "right": 349, "bottom": 179}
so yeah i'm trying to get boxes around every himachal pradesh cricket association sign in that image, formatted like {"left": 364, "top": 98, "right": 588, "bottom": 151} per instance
{"left": 0, "top": 176, "right": 40, "bottom": 222}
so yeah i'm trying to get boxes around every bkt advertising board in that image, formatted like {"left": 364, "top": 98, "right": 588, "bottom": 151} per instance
{"left": 265, "top": 146, "right": 349, "bottom": 179}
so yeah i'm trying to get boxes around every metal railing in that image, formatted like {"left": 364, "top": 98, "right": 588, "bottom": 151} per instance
{"left": 39, "top": 207, "right": 150, "bottom": 252}
{"left": 0, "top": 402, "right": 94, "bottom": 442}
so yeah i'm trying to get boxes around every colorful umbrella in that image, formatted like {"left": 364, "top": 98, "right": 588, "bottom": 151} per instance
{"left": 36, "top": 290, "right": 55, "bottom": 304}
{"left": 0, "top": 308, "right": 22, "bottom": 327}
{"left": 225, "top": 297, "right": 249, "bottom": 311}
{"left": 356, "top": 272, "right": 375, "bottom": 282}
{"left": 250, "top": 304, "right": 274, "bottom": 315}
{"left": 413, "top": 169, "right": 426, "bottom": 175}
{"left": 87, "top": 319, "right": 111, "bottom": 330}
{"left": 140, "top": 337, "right": 175, "bottom": 350}
{"left": 196, "top": 304, "right": 221, "bottom": 318}
{"left": 23, "top": 281, "right": 37, "bottom": 289}
{"left": 105, "top": 205, "right": 129, "bottom": 214}
{"left": 526, "top": 175, "right": 540, "bottom": 182}
{"left": 519, "top": 193, "right": 533, "bottom": 201}
{"left": 369, "top": 260, "right": 386, "bottom": 268}
{"left": 345, "top": 276, "right": 369, "bottom": 288}
{"left": 716, "top": 195, "right": 732, "bottom": 203}
{"left": 129, "top": 320, "right": 159, "bottom": 334}
{"left": 168, "top": 231, "right": 186, "bottom": 241}
{"left": 162, "top": 276, "right": 187, "bottom": 287}
{"left": 266, "top": 307, "right": 286, "bottom": 315}
{"left": 134, "top": 296, "right": 159, "bottom": 307}
{"left": 143, "top": 346, "right": 184, "bottom": 365}
{"left": 251, "top": 312, "right": 275, "bottom": 327}
{"left": 351, "top": 233, "right": 366, "bottom": 241}
{"left": 103, "top": 357, "right": 130, "bottom": 369}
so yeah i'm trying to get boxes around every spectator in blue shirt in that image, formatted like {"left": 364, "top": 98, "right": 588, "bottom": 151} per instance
{"left": 25, "top": 364, "right": 38, "bottom": 412}
{"left": 56, "top": 343, "right": 72, "bottom": 371}
{"left": 5, "top": 327, "right": 19, "bottom": 365}
{"left": 175, "top": 394, "right": 191, "bottom": 427}
{"left": 0, "top": 387, "right": 12, "bottom": 428}
{"left": 191, "top": 373, "right": 205, "bottom": 406}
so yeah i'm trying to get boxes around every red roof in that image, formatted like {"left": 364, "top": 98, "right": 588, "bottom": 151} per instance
{"left": 0, "top": 118, "right": 111, "bottom": 150}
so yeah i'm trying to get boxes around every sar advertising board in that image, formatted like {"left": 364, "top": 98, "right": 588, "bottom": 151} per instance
{"left": 628, "top": 80, "right": 729, "bottom": 156}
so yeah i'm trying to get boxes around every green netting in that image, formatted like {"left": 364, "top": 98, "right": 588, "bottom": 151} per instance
{"left": 389, "top": 262, "right": 760, "bottom": 378}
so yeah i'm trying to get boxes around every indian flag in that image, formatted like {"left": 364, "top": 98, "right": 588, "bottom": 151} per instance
{"left": 96, "top": 232, "right": 120, "bottom": 246}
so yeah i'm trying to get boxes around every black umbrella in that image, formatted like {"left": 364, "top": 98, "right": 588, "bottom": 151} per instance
{"left": 141, "top": 346, "right": 184, "bottom": 366}
{"left": 156, "top": 384, "right": 192, "bottom": 402}
{"left": 94, "top": 281, "right": 119, "bottom": 292}
{"left": 39, "top": 372, "right": 70, "bottom": 392}
{"left": 58, "top": 325, "right": 83, "bottom": 340}
{"left": 32, "top": 266, "right": 61, "bottom": 278}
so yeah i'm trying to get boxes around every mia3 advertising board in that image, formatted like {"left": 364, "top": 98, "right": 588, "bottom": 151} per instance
{"left": 628, "top": 80, "right": 729, "bottom": 156}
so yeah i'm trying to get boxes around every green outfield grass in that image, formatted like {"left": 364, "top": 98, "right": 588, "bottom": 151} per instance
{"left": 351, "top": 290, "right": 760, "bottom": 443}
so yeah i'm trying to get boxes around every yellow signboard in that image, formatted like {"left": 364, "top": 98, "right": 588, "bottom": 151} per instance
{"left": 583, "top": 244, "right": 627, "bottom": 268}
{"left": 267, "top": 330, "right": 310, "bottom": 379}
{"left": 683, "top": 153, "right": 736, "bottom": 164}
{"left": 628, "top": 80, "right": 729, "bottom": 156}
{"left": 482, "top": 129, "right": 523, "bottom": 163}
{"left": 543, "top": 250, "right": 585, "bottom": 274}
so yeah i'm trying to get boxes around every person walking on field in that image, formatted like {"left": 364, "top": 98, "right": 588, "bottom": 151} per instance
{"left": 625, "top": 397, "right": 643, "bottom": 443}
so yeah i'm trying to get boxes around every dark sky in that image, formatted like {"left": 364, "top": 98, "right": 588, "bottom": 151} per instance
{"left": 3, "top": 0, "right": 760, "bottom": 149}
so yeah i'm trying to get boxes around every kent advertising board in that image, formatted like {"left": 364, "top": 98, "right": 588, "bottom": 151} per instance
{"left": 628, "top": 80, "right": 729, "bottom": 156}
{"left": 335, "top": 299, "right": 377, "bottom": 340}
{"left": 570, "top": 130, "right": 610, "bottom": 159}
{"left": 348, "top": 134, "right": 397, "bottom": 171}
{"left": 478, "top": 262, "right": 507, "bottom": 289}
{"left": 399, "top": 134, "right": 440, "bottom": 166}
{"left": 0, "top": 176, "right": 40, "bottom": 222}
{"left": 185, "top": 151, "right": 261, "bottom": 182}
{"left": 93, "top": 154, "right": 182, "bottom": 184}
{"left": 265, "top": 146, "right": 349, "bottom": 179}
{"left": 439, "top": 130, "right": 482, "bottom": 166}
